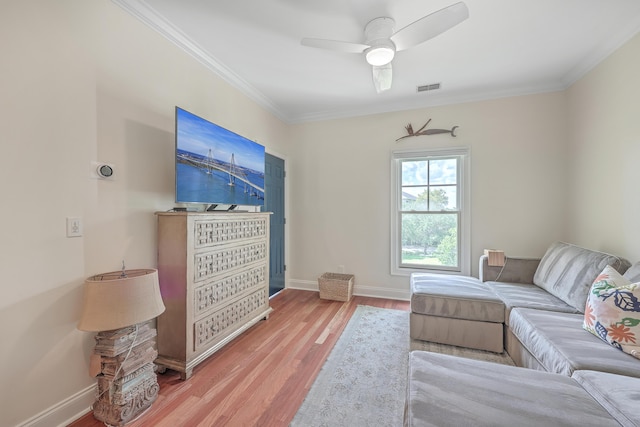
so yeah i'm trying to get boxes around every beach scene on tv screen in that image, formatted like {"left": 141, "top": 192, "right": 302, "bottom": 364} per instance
{"left": 176, "top": 108, "right": 265, "bottom": 206}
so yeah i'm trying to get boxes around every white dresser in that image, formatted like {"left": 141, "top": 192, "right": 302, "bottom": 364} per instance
{"left": 155, "top": 212, "right": 272, "bottom": 379}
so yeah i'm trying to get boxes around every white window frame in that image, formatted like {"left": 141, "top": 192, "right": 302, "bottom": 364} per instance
{"left": 390, "top": 147, "right": 471, "bottom": 276}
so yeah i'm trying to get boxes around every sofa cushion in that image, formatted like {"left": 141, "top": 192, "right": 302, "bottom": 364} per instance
{"left": 405, "top": 351, "right": 620, "bottom": 427}
{"left": 584, "top": 265, "right": 640, "bottom": 359}
{"left": 572, "top": 370, "right": 640, "bottom": 427}
{"left": 532, "top": 241, "right": 631, "bottom": 313}
{"left": 623, "top": 261, "right": 640, "bottom": 282}
{"left": 410, "top": 273, "right": 504, "bottom": 323}
{"left": 487, "top": 281, "right": 579, "bottom": 325}
{"left": 410, "top": 313, "right": 504, "bottom": 352}
{"left": 509, "top": 307, "right": 640, "bottom": 377}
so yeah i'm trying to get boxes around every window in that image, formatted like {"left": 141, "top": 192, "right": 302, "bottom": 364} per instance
{"left": 391, "top": 147, "right": 470, "bottom": 276}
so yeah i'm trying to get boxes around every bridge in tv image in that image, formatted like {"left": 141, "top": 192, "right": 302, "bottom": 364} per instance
{"left": 176, "top": 149, "right": 265, "bottom": 204}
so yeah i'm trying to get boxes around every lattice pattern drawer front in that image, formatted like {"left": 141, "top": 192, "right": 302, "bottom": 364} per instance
{"left": 194, "top": 218, "right": 268, "bottom": 248}
{"left": 194, "top": 265, "right": 266, "bottom": 317}
{"left": 194, "top": 242, "right": 267, "bottom": 282}
{"left": 194, "top": 289, "right": 268, "bottom": 351}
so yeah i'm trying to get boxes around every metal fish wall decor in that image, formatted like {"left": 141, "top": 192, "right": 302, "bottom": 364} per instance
{"left": 396, "top": 119, "right": 458, "bottom": 141}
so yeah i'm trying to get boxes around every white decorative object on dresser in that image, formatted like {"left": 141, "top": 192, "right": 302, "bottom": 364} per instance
{"left": 155, "top": 212, "right": 272, "bottom": 380}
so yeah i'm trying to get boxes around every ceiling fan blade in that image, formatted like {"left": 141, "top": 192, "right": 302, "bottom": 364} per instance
{"left": 301, "top": 38, "right": 370, "bottom": 54}
{"left": 390, "top": 1, "right": 469, "bottom": 52}
{"left": 372, "top": 63, "right": 392, "bottom": 93}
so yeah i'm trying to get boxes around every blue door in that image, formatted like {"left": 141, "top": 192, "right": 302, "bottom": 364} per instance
{"left": 265, "top": 153, "right": 285, "bottom": 296}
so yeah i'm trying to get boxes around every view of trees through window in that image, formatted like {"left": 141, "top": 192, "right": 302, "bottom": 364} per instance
{"left": 400, "top": 158, "right": 459, "bottom": 268}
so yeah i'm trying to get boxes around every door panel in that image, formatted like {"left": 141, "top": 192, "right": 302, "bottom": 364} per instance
{"left": 265, "top": 153, "right": 285, "bottom": 296}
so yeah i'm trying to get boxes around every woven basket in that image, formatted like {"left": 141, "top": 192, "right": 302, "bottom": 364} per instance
{"left": 318, "top": 273, "right": 354, "bottom": 302}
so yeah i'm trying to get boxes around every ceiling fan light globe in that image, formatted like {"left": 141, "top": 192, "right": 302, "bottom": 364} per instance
{"left": 366, "top": 46, "right": 395, "bottom": 66}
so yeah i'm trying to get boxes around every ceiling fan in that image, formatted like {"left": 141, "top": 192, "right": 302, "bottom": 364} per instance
{"left": 301, "top": 2, "right": 469, "bottom": 93}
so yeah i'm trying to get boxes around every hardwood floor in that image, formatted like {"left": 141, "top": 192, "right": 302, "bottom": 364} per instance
{"left": 69, "top": 289, "right": 410, "bottom": 427}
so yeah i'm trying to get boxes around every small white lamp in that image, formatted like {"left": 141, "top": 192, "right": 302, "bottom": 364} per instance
{"left": 78, "top": 268, "right": 165, "bottom": 426}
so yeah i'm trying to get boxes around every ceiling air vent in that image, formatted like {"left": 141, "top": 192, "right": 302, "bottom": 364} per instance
{"left": 417, "top": 83, "right": 441, "bottom": 93}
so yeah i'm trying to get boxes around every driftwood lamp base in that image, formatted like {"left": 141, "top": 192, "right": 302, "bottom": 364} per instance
{"left": 90, "top": 323, "right": 160, "bottom": 426}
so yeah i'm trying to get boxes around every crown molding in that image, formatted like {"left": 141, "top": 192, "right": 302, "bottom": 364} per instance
{"left": 290, "top": 81, "right": 567, "bottom": 124}
{"left": 561, "top": 16, "right": 640, "bottom": 87}
{"left": 109, "top": 0, "right": 565, "bottom": 125}
{"left": 111, "top": 0, "right": 291, "bottom": 123}
{"left": 111, "top": 0, "right": 640, "bottom": 125}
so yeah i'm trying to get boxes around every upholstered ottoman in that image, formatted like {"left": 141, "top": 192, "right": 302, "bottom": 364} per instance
{"left": 410, "top": 273, "right": 505, "bottom": 352}
{"left": 404, "top": 351, "right": 635, "bottom": 427}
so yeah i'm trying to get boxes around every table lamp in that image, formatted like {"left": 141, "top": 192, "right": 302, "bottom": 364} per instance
{"left": 78, "top": 267, "right": 165, "bottom": 426}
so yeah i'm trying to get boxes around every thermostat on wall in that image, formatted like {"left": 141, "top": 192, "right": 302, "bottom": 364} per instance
{"left": 97, "top": 164, "right": 114, "bottom": 178}
{"left": 92, "top": 161, "right": 115, "bottom": 180}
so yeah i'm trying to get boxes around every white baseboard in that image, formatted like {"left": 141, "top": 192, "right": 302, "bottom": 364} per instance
{"left": 17, "top": 384, "right": 94, "bottom": 427}
{"left": 354, "top": 285, "right": 410, "bottom": 301}
{"left": 287, "top": 279, "right": 318, "bottom": 291}
{"left": 287, "top": 279, "right": 410, "bottom": 301}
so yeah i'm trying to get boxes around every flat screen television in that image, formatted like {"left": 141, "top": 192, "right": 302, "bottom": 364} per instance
{"left": 175, "top": 107, "right": 265, "bottom": 208}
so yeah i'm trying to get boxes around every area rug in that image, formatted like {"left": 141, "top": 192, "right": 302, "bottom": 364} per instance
{"left": 290, "top": 305, "right": 513, "bottom": 427}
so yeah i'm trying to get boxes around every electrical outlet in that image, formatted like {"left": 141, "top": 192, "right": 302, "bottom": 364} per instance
{"left": 66, "top": 217, "right": 83, "bottom": 237}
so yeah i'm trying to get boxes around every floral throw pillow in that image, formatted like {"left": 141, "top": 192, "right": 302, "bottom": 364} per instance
{"left": 583, "top": 265, "right": 640, "bottom": 359}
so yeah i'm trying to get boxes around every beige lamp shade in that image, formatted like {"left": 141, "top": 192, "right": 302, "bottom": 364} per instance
{"left": 77, "top": 268, "right": 165, "bottom": 332}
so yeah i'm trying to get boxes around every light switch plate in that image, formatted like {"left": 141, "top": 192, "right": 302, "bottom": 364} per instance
{"left": 66, "top": 217, "right": 83, "bottom": 237}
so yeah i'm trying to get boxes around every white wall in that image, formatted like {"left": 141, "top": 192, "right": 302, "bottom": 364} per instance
{"left": 566, "top": 32, "right": 640, "bottom": 260}
{"left": 0, "top": 1, "right": 290, "bottom": 426}
{"left": 0, "top": 3, "right": 95, "bottom": 426}
{"left": 288, "top": 92, "right": 569, "bottom": 298}
{"left": 2, "top": 0, "right": 638, "bottom": 425}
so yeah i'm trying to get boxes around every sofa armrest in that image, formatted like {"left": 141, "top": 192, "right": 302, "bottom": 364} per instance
{"left": 479, "top": 255, "right": 541, "bottom": 284}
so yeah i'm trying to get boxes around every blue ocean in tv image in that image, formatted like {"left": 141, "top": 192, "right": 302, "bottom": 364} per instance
{"left": 175, "top": 108, "right": 265, "bottom": 206}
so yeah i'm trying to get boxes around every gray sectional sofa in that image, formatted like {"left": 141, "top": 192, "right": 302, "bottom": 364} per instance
{"left": 406, "top": 241, "right": 640, "bottom": 426}
{"left": 405, "top": 352, "right": 639, "bottom": 427}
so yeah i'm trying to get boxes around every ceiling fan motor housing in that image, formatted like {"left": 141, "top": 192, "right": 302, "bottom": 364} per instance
{"left": 300, "top": 3, "right": 469, "bottom": 92}
{"left": 364, "top": 17, "right": 396, "bottom": 66}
